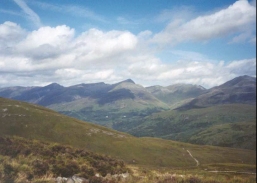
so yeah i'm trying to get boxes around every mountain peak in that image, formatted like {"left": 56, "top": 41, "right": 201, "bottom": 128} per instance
{"left": 219, "top": 75, "right": 256, "bottom": 88}
{"left": 44, "top": 83, "right": 64, "bottom": 89}
{"left": 120, "top": 79, "right": 135, "bottom": 84}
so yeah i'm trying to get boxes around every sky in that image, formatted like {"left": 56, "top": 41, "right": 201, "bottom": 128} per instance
{"left": 0, "top": 0, "right": 256, "bottom": 88}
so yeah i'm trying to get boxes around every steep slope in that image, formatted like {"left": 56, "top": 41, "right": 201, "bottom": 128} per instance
{"left": 127, "top": 104, "right": 256, "bottom": 150}
{"left": 0, "top": 97, "right": 255, "bottom": 169}
{"left": 176, "top": 75, "right": 256, "bottom": 110}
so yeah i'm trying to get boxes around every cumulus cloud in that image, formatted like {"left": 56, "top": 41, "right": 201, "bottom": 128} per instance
{"left": 0, "top": 18, "right": 255, "bottom": 88}
{"left": 17, "top": 25, "right": 74, "bottom": 60}
{"left": 0, "top": 21, "right": 26, "bottom": 51}
{"left": 74, "top": 29, "right": 137, "bottom": 57}
{"left": 152, "top": 0, "right": 256, "bottom": 45}
{"left": 0, "top": 22, "right": 139, "bottom": 86}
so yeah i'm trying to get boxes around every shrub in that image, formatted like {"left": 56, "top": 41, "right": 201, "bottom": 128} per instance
{"left": 52, "top": 160, "right": 80, "bottom": 177}
{"left": 89, "top": 176, "right": 105, "bottom": 183}
{"left": 186, "top": 176, "right": 202, "bottom": 183}
{"left": 32, "top": 159, "right": 49, "bottom": 176}
{"left": 79, "top": 165, "right": 95, "bottom": 178}
{"left": 3, "top": 163, "right": 17, "bottom": 183}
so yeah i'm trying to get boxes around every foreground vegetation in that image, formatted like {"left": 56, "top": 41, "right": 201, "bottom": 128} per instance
{"left": 0, "top": 136, "right": 129, "bottom": 182}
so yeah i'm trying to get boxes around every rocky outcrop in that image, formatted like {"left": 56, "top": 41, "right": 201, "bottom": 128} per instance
{"left": 56, "top": 173, "right": 130, "bottom": 183}
{"left": 56, "top": 175, "right": 89, "bottom": 183}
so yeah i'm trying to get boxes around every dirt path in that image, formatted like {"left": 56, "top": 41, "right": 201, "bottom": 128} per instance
{"left": 187, "top": 150, "right": 199, "bottom": 166}
{"left": 208, "top": 171, "right": 256, "bottom": 175}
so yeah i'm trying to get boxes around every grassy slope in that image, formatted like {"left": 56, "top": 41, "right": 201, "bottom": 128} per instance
{"left": 128, "top": 104, "right": 256, "bottom": 149}
{"left": 0, "top": 98, "right": 256, "bottom": 170}
{"left": 189, "top": 121, "right": 256, "bottom": 149}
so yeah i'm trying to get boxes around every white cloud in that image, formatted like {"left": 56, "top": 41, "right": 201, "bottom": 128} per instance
{"left": 117, "top": 17, "right": 138, "bottom": 25}
{"left": 226, "top": 58, "right": 256, "bottom": 75}
{"left": 13, "top": 0, "right": 42, "bottom": 27}
{"left": 17, "top": 25, "right": 74, "bottom": 60}
{"left": 0, "top": 21, "right": 26, "bottom": 51}
{"left": 0, "top": 9, "right": 23, "bottom": 16}
{"left": 155, "top": 6, "right": 195, "bottom": 23}
{"left": 126, "top": 58, "right": 256, "bottom": 88}
{"left": 152, "top": 0, "right": 256, "bottom": 45}
{"left": 0, "top": 22, "right": 139, "bottom": 86}
{"left": 0, "top": 20, "right": 255, "bottom": 89}
{"left": 71, "top": 29, "right": 138, "bottom": 65}
{"left": 31, "top": 1, "right": 107, "bottom": 23}
{"left": 230, "top": 31, "right": 254, "bottom": 44}
{"left": 20, "top": 25, "right": 74, "bottom": 48}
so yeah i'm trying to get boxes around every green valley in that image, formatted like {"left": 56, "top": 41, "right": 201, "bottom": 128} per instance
{"left": 124, "top": 104, "right": 256, "bottom": 150}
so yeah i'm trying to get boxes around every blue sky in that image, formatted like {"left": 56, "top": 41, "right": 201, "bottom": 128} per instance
{"left": 0, "top": 0, "right": 256, "bottom": 88}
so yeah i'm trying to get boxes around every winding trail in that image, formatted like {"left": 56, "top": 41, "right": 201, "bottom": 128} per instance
{"left": 208, "top": 171, "right": 256, "bottom": 175}
{"left": 187, "top": 150, "right": 199, "bottom": 166}
{"left": 183, "top": 149, "right": 255, "bottom": 175}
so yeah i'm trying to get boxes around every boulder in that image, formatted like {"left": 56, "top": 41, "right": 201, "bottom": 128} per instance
{"left": 56, "top": 175, "right": 89, "bottom": 183}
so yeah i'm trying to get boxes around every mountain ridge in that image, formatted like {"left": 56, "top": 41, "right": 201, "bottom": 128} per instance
{"left": 175, "top": 75, "right": 256, "bottom": 111}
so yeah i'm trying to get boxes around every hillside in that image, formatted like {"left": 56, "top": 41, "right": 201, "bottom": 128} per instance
{"left": 124, "top": 104, "right": 256, "bottom": 150}
{"left": 0, "top": 97, "right": 256, "bottom": 169}
{"left": 176, "top": 75, "right": 256, "bottom": 110}
{"left": 0, "top": 136, "right": 128, "bottom": 182}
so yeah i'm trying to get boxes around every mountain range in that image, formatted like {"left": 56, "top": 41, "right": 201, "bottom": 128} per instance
{"left": 0, "top": 75, "right": 256, "bottom": 149}
{"left": 0, "top": 76, "right": 256, "bottom": 182}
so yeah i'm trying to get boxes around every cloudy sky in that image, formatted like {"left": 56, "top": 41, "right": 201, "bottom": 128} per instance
{"left": 0, "top": 0, "right": 256, "bottom": 88}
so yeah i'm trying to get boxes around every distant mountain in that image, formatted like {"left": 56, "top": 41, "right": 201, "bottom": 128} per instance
{"left": 53, "top": 79, "right": 169, "bottom": 127}
{"left": 0, "top": 82, "right": 110, "bottom": 106}
{"left": 146, "top": 83, "right": 206, "bottom": 108}
{"left": 0, "top": 79, "right": 169, "bottom": 127}
{"left": 175, "top": 75, "right": 256, "bottom": 110}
